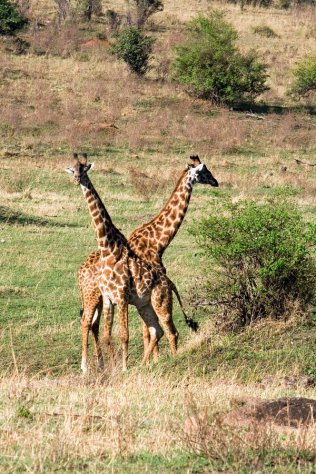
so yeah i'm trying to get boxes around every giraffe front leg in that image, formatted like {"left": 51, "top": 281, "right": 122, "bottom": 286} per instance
{"left": 81, "top": 313, "right": 91, "bottom": 374}
{"left": 91, "top": 300, "right": 104, "bottom": 370}
{"left": 117, "top": 302, "right": 129, "bottom": 371}
{"left": 80, "top": 297, "right": 103, "bottom": 373}
{"left": 103, "top": 297, "right": 115, "bottom": 367}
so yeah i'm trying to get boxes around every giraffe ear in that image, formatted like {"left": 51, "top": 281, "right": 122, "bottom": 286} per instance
{"left": 190, "top": 155, "right": 201, "bottom": 166}
{"left": 84, "top": 162, "right": 94, "bottom": 172}
{"left": 65, "top": 167, "right": 74, "bottom": 174}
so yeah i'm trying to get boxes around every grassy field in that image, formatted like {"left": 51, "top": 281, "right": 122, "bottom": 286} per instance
{"left": 0, "top": 0, "right": 316, "bottom": 472}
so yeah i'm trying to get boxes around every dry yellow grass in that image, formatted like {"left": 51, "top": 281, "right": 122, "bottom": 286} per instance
{"left": 0, "top": 369, "right": 315, "bottom": 470}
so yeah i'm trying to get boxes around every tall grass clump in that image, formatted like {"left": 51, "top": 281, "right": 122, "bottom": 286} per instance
{"left": 191, "top": 199, "right": 316, "bottom": 327}
{"left": 171, "top": 11, "right": 269, "bottom": 105}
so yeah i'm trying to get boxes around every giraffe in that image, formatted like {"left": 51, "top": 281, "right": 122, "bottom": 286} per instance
{"left": 78, "top": 155, "right": 218, "bottom": 364}
{"left": 66, "top": 153, "right": 179, "bottom": 373}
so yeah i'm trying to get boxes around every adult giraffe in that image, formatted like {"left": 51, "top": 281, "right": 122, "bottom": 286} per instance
{"left": 78, "top": 155, "right": 218, "bottom": 364}
{"left": 66, "top": 154, "right": 179, "bottom": 373}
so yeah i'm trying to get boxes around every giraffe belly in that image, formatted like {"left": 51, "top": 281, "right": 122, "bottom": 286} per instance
{"left": 129, "top": 290, "right": 151, "bottom": 307}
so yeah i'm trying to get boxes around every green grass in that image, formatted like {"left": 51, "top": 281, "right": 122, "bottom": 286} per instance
{"left": 0, "top": 164, "right": 199, "bottom": 375}
{"left": 0, "top": 157, "right": 315, "bottom": 377}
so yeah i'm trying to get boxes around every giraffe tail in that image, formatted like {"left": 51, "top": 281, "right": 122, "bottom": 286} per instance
{"left": 169, "top": 278, "right": 199, "bottom": 332}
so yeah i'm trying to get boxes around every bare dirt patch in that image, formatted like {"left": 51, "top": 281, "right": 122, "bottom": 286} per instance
{"left": 226, "top": 397, "right": 316, "bottom": 428}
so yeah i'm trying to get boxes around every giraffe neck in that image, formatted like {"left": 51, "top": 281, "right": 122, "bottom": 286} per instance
{"left": 80, "top": 177, "right": 127, "bottom": 259}
{"left": 129, "top": 169, "right": 193, "bottom": 260}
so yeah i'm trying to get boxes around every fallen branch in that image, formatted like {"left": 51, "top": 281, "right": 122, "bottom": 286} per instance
{"left": 295, "top": 159, "right": 316, "bottom": 167}
{"left": 36, "top": 412, "right": 104, "bottom": 421}
{"left": 191, "top": 299, "right": 230, "bottom": 308}
{"left": 245, "top": 113, "right": 264, "bottom": 120}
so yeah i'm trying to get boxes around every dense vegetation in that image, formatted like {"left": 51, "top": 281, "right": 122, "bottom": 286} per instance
{"left": 192, "top": 200, "right": 316, "bottom": 327}
{"left": 289, "top": 55, "right": 316, "bottom": 98}
{"left": 0, "top": 0, "right": 27, "bottom": 34}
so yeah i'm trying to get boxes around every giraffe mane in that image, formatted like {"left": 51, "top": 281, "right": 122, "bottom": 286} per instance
{"left": 80, "top": 153, "right": 88, "bottom": 165}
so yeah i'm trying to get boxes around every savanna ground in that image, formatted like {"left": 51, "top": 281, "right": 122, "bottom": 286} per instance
{"left": 0, "top": 0, "right": 316, "bottom": 472}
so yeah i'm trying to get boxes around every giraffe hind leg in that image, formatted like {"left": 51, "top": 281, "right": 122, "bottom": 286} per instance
{"left": 151, "top": 284, "right": 178, "bottom": 358}
{"left": 136, "top": 303, "right": 163, "bottom": 365}
{"left": 142, "top": 321, "right": 159, "bottom": 364}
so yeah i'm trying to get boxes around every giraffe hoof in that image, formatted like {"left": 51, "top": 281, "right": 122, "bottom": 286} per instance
{"left": 98, "top": 358, "right": 104, "bottom": 370}
{"left": 81, "top": 361, "right": 88, "bottom": 373}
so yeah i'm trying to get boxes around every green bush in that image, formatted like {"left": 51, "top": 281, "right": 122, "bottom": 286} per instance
{"left": 171, "top": 11, "right": 269, "bottom": 105}
{"left": 191, "top": 200, "right": 316, "bottom": 327}
{"left": 111, "top": 27, "right": 155, "bottom": 75}
{"left": 0, "top": 0, "right": 26, "bottom": 34}
{"left": 288, "top": 55, "right": 316, "bottom": 98}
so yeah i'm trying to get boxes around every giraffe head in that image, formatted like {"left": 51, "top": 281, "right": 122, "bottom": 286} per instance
{"left": 65, "top": 153, "right": 93, "bottom": 185}
{"left": 186, "top": 155, "right": 218, "bottom": 188}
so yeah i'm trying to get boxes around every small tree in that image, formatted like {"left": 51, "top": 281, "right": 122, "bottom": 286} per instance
{"left": 133, "top": 0, "right": 163, "bottom": 27}
{"left": 76, "top": 0, "right": 102, "bottom": 21}
{"left": 172, "top": 11, "right": 269, "bottom": 105}
{"left": 111, "top": 27, "right": 154, "bottom": 75}
{"left": 0, "top": 0, "right": 27, "bottom": 34}
{"left": 191, "top": 200, "right": 316, "bottom": 327}
{"left": 288, "top": 55, "right": 316, "bottom": 99}
{"left": 106, "top": 9, "right": 120, "bottom": 32}
{"left": 54, "top": 0, "right": 70, "bottom": 23}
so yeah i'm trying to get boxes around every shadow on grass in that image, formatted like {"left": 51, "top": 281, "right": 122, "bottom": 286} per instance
{"left": 0, "top": 205, "right": 80, "bottom": 228}
{"left": 233, "top": 103, "right": 316, "bottom": 116}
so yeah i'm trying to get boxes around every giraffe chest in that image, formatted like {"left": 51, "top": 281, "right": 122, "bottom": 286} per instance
{"left": 95, "top": 260, "right": 130, "bottom": 303}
